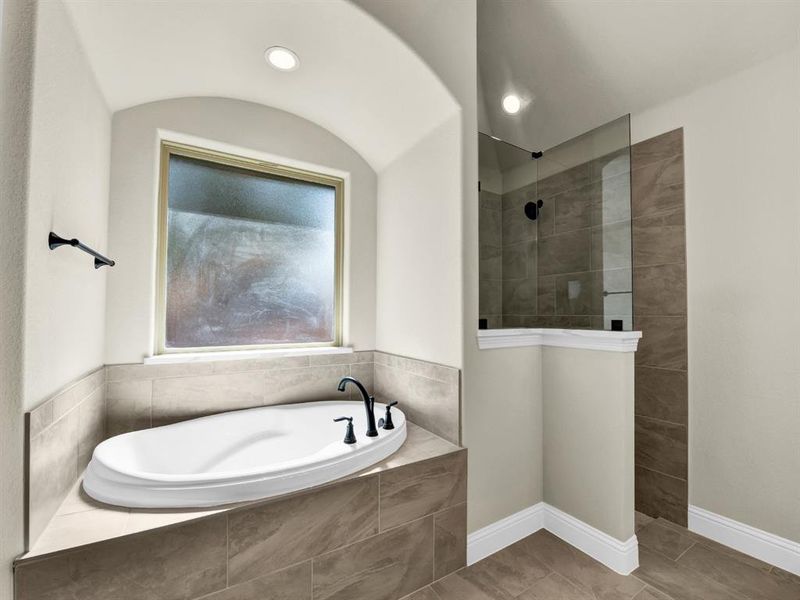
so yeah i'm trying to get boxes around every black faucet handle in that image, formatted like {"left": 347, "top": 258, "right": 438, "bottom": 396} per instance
{"left": 333, "top": 416, "right": 357, "bottom": 444}
{"left": 378, "top": 401, "right": 398, "bottom": 430}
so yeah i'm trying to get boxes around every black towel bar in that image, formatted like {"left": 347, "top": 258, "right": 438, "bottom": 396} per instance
{"left": 48, "top": 232, "right": 115, "bottom": 269}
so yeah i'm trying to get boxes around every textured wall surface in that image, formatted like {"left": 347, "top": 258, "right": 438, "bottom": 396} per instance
{"left": 543, "top": 347, "right": 635, "bottom": 542}
{"left": 633, "top": 46, "right": 800, "bottom": 542}
{"left": 0, "top": 0, "right": 36, "bottom": 594}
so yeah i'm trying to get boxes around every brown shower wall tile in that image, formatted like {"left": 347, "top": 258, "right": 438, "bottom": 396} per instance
{"left": 633, "top": 263, "right": 687, "bottom": 316}
{"left": 635, "top": 316, "right": 688, "bottom": 371}
{"left": 632, "top": 208, "right": 686, "bottom": 267}
{"left": 635, "top": 367, "right": 688, "bottom": 425}
{"left": 631, "top": 128, "right": 684, "bottom": 169}
{"left": 635, "top": 416, "right": 688, "bottom": 479}
{"left": 631, "top": 128, "right": 687, "bottom": 523}
{"left": 538, "top": 229, "right": 592, "bottom": 276}
{"left": 635, "top": 466, "right": 688, "bottom": 527}
{"left": 631, "top": 154, "right": 684, "bottom": 219}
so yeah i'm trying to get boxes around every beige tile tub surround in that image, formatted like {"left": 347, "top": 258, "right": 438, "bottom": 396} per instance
{"left": 15, "top": 429, "right": 467, "bottom": 600}
{"left": 631, "top": 128, "right": 689, "bottom": 526}
{"left": 25, "top": 367, "right": 105, "bottom": 547}
{"left": 105, "top": 351, "right": 376, "bottom": 433}
{"left": 373, "top": 351, "right": 461, "bottom": 445}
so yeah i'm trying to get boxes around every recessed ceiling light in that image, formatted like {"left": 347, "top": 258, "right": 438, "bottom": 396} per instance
{"left": 502, "top": 94, "right": 521, "bottom": 114}
{"left": 264, "top": 46, "right": 299, "bottom": 71}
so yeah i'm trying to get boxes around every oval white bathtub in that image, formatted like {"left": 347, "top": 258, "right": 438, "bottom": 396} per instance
{"left": 83, "top": 400, "right": 406, "bottom": 508}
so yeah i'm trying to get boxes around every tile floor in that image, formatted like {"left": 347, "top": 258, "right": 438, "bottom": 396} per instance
{"left": 406, "top": 512, "right": 800, "bottom": 600}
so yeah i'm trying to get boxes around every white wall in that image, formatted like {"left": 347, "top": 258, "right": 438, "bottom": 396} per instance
{"left": 543, "top": 347, "right": 635, "bottom": 542}
{"left": 0, "top": 0, "right": 35, "bottom": 593}
{"left": 355, "top": 0, "right": 546, "bottom": 532}
{"left": 632, "top": 46, "right": 800, "bottom": 543}
{"left": 24, "top": 0, "right": 111, "bottom": 409}
{"left": 375, "top": 114, "right": 463, "bottom": 368}
{"left": 105, "top": 97, "right": 377, "bottom": 364}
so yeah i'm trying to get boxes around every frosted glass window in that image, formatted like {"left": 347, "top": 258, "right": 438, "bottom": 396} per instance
{"left": 157, "top": 146, "right": 341, "bottom": 352}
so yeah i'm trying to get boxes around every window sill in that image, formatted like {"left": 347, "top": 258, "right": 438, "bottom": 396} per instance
{"left": 144, "top": 346, "right": 354, "bottom": 365}
{"left": 476, "top": 328, "right": 641, "bottom": 352}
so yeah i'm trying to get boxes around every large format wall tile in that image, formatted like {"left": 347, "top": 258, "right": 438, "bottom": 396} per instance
{"left": 26, "top": 367, "right": 105, "bottom": 547}
{"left": 631, "top": 129, "right": 687, "bottom": 524}
{"left": 630, "top": 129, "right": 683, "bottom": 169}
{"left": 151, "top": 371, "right": 266, "bottom": 426}
{"left": 77, "top": 387, "right": 105, "bottom": 470}
{"left": 635, "top": 466, "right": 688, "bottom": 526}
{"left": 312, "top": 516, "right": 434, "bottom": 600}
{"left": 379, "top": 450, "right": 466, "bottom": 530}
{"left": 635, "top": 417, "right": 688, "bottom": 479}
{"left": 631, "top": 155, "right": 684, "bottom": 219}
{"left": 634, "top": 316, "right": 687, "bottom": 370}
{"left": 635, "top": 367, "right": 687, "bottom": 425}
{"left": 28, "top": 410, "right": 79, "bottom": 546}
{"left": 373, "top": 353, "right": 460, "bottom": 445}
{"left": 227, "top": 476, "right": 379, "bottom": 585}
{"left": 632, "top": 209, "right": 685, "bottom": 267}
{"left": 16, "top": 515, "right": 228, "bottom": 600}
{"left": 261, "top": 364, "right": 349, "bottom": 406}
{"left": 434, "top": 503, "right": 467, "bottom": 579}
{"left": 502, "top": 276, "right": 537, "bottom": 315}
{"left": 633, "top": 263, "right": 687, "bottom": 316}
{"left": 538, "top": 229, "right": 592, "bottom": 276}
{"left": 106, "top": 379, "right": 153, "bottom": 436}
{"left": 202, "top": 561, "right": 312, "bottom": 600}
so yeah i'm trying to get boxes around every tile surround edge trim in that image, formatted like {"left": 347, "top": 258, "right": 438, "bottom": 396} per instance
{"left": 477, "top": 328, "right": 641, "bottom": 352}
{"left": 144, "top": 345, "right": 355, "bottom": 365}
{"left": 466, "top": 501, "right": 639, "bottom": 575}
{"left": 688, "top": 505, "right": 800, "bottom": 577}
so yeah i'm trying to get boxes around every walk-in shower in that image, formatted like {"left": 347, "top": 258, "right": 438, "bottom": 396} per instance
{"left": 478, "top": 115, "right": 633, "bottom": 331}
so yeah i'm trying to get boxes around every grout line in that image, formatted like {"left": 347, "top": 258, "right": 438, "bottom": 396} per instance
{"left": 634, "top": 365, "right": 687, "bottom": 374}
{"left": 633, "top": 412, "right": 689, "bottom": 428}
{"left": 637, "top": 465, "right": 687, "bottom": 483}
{"left": 634, "top": 414, "right": 687, "bottom": 428}
{"left": 673, "top": 541, "right": 697, "bottom": 563}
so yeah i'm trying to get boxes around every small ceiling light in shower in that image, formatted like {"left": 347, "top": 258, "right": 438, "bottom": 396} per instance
{"left": 265, "top": 46, "right": 300, "bottom": 71}
{"left": 502, "top": 94, "right": 521, "bottom": 114}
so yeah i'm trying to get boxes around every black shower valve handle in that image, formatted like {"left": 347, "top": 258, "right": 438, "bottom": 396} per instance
{"left": 333, "top": 416, "right": 357, "bottom": 444}
{"left": 378, "top": 401, "right": 398, "bottom": 430}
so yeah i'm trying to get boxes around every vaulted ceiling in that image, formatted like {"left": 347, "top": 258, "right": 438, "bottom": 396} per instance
{"left": 479, "top": 0, "right": 800, "bottom": 151}
{"left": 62, "top": 0, "right": 458, "bottom": 171}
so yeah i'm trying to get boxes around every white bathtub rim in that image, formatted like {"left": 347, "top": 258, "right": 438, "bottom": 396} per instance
{"left": 83, "top": 401, "right": 408, "bottom": 508}
{"left": 89, "top": 401, "right": 404, "bottom": 483}
{"left": 83, "top": 425, "right": 406, "bottom": 508}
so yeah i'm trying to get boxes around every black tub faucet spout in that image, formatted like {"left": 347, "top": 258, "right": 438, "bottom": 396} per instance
{"left": 337, "top": 376, "right": 378, "bottom": 437}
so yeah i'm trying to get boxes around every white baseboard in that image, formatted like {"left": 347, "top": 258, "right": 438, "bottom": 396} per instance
{"left": 689, "top": 505, "right": 800, "bottom": 577}
{"left": 467, "top": 503, "right": 545, "bottom": 565}
{"left": 544, "top": 504, "right": 639, "bottom": 575}
{"left": 467, "top": 503, "right": 639, "bottom": 575}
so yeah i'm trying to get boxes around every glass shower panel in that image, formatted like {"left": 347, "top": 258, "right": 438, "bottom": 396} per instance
{"left": 478, "top": 115, "right": 633, "bottom": 331}
{"left": 478, "top": 133, "right": 537, "bottom": 329}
